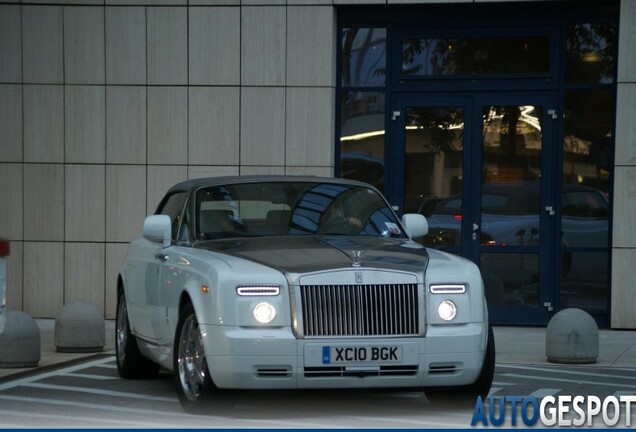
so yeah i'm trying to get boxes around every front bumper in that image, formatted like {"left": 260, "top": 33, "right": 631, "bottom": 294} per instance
{"left": 200, "top": 321, "right": 487, "bottom": 390}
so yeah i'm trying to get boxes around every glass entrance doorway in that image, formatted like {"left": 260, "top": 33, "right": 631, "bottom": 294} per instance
{"left": 336, "top": 3, "right": 617, "bottom": 325}
{"left": 395, "top": 94, "right": 559, "bottom": 324}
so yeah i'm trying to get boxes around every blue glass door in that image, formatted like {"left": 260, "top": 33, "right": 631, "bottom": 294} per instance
{"left": 393, "top": 93, "right": 558, "bottom": 324}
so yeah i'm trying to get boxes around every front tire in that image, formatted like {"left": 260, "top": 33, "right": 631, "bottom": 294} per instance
{"left": 173, "top": 302, "right": 218, "bottom": 413}
{"left": 464, "top": 324, "right": 496, "bottom": 398}
{"left": 115, "top": 291, "right": 161, "bottom": 379}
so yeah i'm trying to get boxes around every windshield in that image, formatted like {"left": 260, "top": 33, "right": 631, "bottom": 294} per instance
{"left": 195, "top": 181, "right": 405, "bottom": 240}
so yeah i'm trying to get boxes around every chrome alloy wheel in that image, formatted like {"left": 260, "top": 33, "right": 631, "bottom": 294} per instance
{"left": 116, "top": 295, "right": 129, "bottom": 367}
{"left": 177, "top": 314, "right": 208, "bottom": 401}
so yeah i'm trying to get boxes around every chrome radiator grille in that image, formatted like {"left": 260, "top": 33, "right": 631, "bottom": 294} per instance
{"left": 300, "top": 284, "right": 419, "bottom": 337}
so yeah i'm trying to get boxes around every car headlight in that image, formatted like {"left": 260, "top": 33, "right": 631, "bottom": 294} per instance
{"left": 437, "top": 300, "right": 457, "bottom": 321}
{"left": 237, "top": 285, "right": 280, "bottom": 296}
{"left": 429, "top": 284, "right": 466, "bottom": 294}
{"left": 253, "top": 302, "right": 277, "bottom": 324}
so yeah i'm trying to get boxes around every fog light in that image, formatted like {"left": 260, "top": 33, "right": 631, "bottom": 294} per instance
{"left": 253, "top": 302, "right": 276, "bottom": 324}
{"left": 438, "top": 300, "right": 457, "bottom": 321}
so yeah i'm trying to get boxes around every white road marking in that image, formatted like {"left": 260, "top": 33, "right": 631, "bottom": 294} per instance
{"left": 0, "top": 356, "right": 115, "bottom": 392}
{"left": 488, "top": 387, "right": 503, "bottom": 396}
{"left": 500, "top": 373, "right": 636, "bottom": 389}
{"left": 21, "top": 382, "right": 178, "bottom": 402}
{"left": 344, "top": 413, "right": 473, "bottom": 429}
{"left": 529, "top": 388, "right": 561, "bottom": 398}
{"left": 0, "top": 408, "right": 178, "bottom": 428}
{"left": 94, "top": 363, "right": 118, "bottom": 370}
{"left": 0, "top": 394, "right": 192, "bottom": 418}
{"left": 0, "top": 394, "right": 366, "bottom": 428}
{"left": 60, "top": 372, "right": 118, "bottom": 380}
{"left": 497, "top": 364, "right": 636, "bottom": 381}
{"left": 614, "top": 391, "right": 636, "bottom": 397}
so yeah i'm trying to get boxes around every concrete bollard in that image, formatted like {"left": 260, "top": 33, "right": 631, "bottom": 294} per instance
{"left": 0, "top": 310, "right": 41, "bottom": 368}
{"left": 546, "top": 308, "right": 599, "bottom": 364}
{"left": 55, "top": 299, "right": 105, "bottom": 353}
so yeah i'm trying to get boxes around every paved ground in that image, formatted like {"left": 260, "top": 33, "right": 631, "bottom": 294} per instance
{"left": 1, "top": 320, "right": 635, "bottom": 380}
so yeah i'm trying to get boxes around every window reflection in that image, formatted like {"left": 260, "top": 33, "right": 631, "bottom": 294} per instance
{"left": 401, "top": 106, "right": 464, "bottom": 248}
{"left": 482, "top": 105, "right": 542, "bottom": 184}
{"left": 566, "top": 23, "right": 616, "bottom": 84}
{"left": 481, "top": 253, "right": 539, "bottom": 308}
{"left": 402, "top": 36, "right": 549, "bottom": 76}
{"left": 195, "top": 182, "right": 405, "bottom": 240}
{"left": 341, "top": 28, "right": 386, "bottom": 87}
{"left": 562, "top": 89, "right": 611, "bottom": 248}
{"left": 158, "top": 192, "right": 189, "bottom": 242}
{"left": 561, "top": 251, "right": 608, "bottom": 311}
{"left": 340, "top": 92, "right": 385, "bottom": 190}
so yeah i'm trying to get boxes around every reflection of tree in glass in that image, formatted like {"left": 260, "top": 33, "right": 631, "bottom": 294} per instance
{"left": 341, "top": 28, "right": 386, "bottom": 87}
{"left": 406, "top": 107, "right": 463, "bottom": 158}
{"left": 401, "top": 37, "right": 549, "bottom": 76}
{"left": 563, "top": 90, "right": 612, "bottom": 190}
{"left": 566, "top": 23, "right": 616, "bottom": 84}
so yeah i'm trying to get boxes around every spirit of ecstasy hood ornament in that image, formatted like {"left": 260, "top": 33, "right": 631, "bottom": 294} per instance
{"left": 351, "top": 250, "right": 362, "bottom": 267}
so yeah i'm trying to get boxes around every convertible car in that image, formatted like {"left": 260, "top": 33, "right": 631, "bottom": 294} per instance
{"left": 116, "top": 176, "right": 494, "bottom": 411}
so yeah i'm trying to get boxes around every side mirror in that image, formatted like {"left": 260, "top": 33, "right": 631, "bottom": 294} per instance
{"left": 401, "top": 213, "right": 428, "bottom": 239}
{"left": 143, "top": 215, "right": 171, "bottom": 248}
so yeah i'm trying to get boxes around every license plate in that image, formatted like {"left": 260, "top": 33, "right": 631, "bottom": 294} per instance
{"left": 322, "top": 346, "right": 402, "bottom": 364}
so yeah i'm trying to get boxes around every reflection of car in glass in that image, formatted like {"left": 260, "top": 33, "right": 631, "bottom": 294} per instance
{"left": 421, "top": 182, "right": 608, "bottom": 248}
{"left": 420, "top": 182, "right": 609, "bottom": 311}
{"left": 117, "top": 176, "right": 494, "bottom": 412}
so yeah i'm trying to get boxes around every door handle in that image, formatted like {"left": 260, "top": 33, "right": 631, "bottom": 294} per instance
{"left": 155, "top": 253, "right": 169, "bottom": 262}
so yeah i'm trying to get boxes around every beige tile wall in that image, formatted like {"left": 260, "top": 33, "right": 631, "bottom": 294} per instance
{"left": 0, "top": 85, "right": 22, "bottom": 162}
{"left": 240, "top": 87, "right": 286, "bottom": 166}
{"left": 612, "top": 0, "right": 636, "bottom": 328}
{"left": 106, "top": 86, "right": 147, "bottom": 164}
{"left": 0, "top": 0, "right": 337, "bottom": 320}
{"left": 147, "top": 87, "right": 188, "bottom": 165}
{"left": 24, "top": 85, "right": 64, "bottom": 163}
{"left": 0, "top": 164, "right": 23, "bottom": 240}
{"left": 23, "top": 164, "right": 64, "bottom": 242}
{"left": 23, "top": 242, "right": 64, "bottom": 317}
{"left": 64, "top": 6, "right": 105, "bottom": 85}
{"left": 241, "top": 6, "right": 286, "bottom": 86}
{"left": 65, "top": 86, "right": 106, "bottom": 163}
{"left": 189, "top": 7, "right": 241, "bottom": 85}
{"left": 65, "top": 164, "right": 106, "bottom": 242}
{"left": 22, "top": 6, "right": 63, "bottom": 84}
{"left": 64, "top": 242, "right": 105, "bottom": 309}
{"left": 188, "top": 87, "right": 240, "bottom": 165}
{"left": 0, "top": 5, "right": 21, "bottom": 83}
{"left": 105, "top": 7, "right": 147, "bottom": 85}
{"left": 147, "top": 7, "right": 188, "bottom": 85}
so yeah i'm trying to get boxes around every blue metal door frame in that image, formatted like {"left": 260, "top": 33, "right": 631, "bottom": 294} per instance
{"left": 391, "top": 92, "right": 559, "bottom": 325}
{"left": 336, "top": 1, "right": 617, "bottom": 326}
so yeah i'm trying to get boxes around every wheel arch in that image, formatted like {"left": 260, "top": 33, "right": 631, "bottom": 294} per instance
{"left": 117, "top": 274, "right": 125, "bottom": 299}
{"left": 178, "top": 290, "right": 193, "bottom": 314}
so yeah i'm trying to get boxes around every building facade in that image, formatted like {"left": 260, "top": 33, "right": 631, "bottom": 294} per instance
{"left": 0, "top": 0, "right": 634, "bottom": 328}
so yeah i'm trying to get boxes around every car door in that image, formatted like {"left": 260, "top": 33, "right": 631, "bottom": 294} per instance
{"left": 136, "top": 192, "right": 189, "bottom": 342}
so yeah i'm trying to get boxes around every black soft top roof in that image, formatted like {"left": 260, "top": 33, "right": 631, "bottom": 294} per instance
{"left": 166, "top": 175, "right": 373, "bottom": 195}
